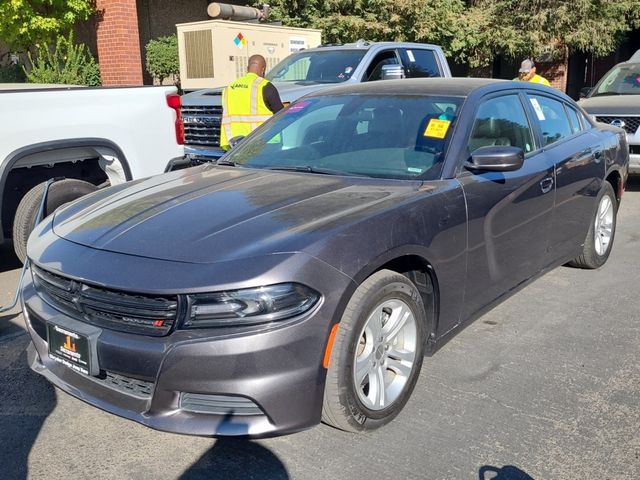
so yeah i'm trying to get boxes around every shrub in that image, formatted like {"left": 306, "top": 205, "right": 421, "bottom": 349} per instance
{"left": 145, "top": 35, "right": 179, "bottom": 85}
{"left": 0, "top": 64, "right": 26, "bottom": 83}
{"left": 25, "top": 33, "right": 101, "bottom": 86}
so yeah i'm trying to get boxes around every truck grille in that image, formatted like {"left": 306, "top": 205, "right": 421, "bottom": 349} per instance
{"left": 595, "top": 116, "right": 640, "bottom": 134}
{"left": 31, "top": 265, "right": 180, "bottom": 336}
{"left": 182, "top": 105, "right": 223, "bottom": 147}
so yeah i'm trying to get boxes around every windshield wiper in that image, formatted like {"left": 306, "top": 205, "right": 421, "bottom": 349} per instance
{"left": 266, "top": 165, "right": 350, "bottom": 176}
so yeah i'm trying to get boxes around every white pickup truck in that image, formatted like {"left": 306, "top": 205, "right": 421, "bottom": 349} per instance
{"left": 0, "top": 84, "right": 185, "bottom": 260}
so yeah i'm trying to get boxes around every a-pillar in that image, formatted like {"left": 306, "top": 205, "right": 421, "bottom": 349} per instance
{"left": 95, "top": 0, "right": 143, "bottom": 86}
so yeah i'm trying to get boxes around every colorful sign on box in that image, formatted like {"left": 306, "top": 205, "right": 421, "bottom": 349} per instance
{"left": 234, "top": 33, "right": 247, "bottom": 49}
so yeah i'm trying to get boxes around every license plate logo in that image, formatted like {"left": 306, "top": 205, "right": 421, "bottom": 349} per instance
{"left": 47, "top": 324, "right": 92, "bottom": 376}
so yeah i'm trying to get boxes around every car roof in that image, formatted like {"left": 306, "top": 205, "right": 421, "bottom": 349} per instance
{"left": 306, "top": 77, "right": 507, "bottom": 97}
{"left": 301, "top": 40, "right": 443, "bottom": 53}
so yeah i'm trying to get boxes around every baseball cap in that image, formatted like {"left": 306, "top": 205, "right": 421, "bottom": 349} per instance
{"left": 519, "top": 59, "right": 535, "bottom": 73}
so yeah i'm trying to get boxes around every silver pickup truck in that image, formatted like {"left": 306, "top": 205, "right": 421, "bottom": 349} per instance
{"left": 181, "top": 40, "right": 451, "bottom": 161}
{"left": 579, "top": 50, "right": 640, "bottom": 174}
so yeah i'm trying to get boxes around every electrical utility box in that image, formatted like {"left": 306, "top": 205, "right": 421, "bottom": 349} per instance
{"left": 176, "top": 20, "right": 322, "bottom": 90}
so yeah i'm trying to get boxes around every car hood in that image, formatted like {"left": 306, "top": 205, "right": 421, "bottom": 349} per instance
{"left": 181, "top": 88, "right": 222, "bottom": 106}
{"left": 272, "top": 81, "right": 338, "bottom": 102}
{"left": 579, "top": 95, "right": 640, "bottom": 115}
{"left": 51, "top": 166, "right": 419, "bottom": 264}
{"left": 180, "top": 81, "right": 341, "bottom": 107}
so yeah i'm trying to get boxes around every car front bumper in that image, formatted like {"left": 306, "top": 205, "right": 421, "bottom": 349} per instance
{"left": 22, "top": 252, "right": 354, "bottom": 438}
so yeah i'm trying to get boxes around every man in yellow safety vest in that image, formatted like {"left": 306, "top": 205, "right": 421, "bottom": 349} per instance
{"left": 220, "top": 54, "right": 284, "bottom": 150}
{"left": 514, "top": 59, "right": 551, "bottom": 86}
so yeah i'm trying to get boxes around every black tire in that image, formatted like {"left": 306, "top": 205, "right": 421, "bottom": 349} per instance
{"left": 567, "top": 181, "right": 617, "bottom": 269}
{"left": 322, "top": 269, "right": 427, "bottom": 433}
{"left": 12, "top": 179, "right": 98, "bottom": 262}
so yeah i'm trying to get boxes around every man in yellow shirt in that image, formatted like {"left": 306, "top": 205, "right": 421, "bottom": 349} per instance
{"left": 220, "top": 54, "right": 284, "bottom": 150}
{"left": 514, "top": 59, "right": 551, "bottom": 86}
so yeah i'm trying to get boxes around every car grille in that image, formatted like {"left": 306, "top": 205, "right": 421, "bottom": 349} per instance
{"left": 96, "top": 371, "right": 155, "bottom": 398}
{"left": 31, "top": 265, "right": 181, "bottom": 336}
{"left": 595, "top": 116, "right": 640, "bottom": 134}
{"left": 630, "top": 145, "right": 640, "bottom": 155}
{"left": 182, "top": 105, "right": 223, "bottom": 147}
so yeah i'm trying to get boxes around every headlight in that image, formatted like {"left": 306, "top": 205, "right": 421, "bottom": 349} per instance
{"left": 183, "top": 283, "right": 320, "bottom": 328}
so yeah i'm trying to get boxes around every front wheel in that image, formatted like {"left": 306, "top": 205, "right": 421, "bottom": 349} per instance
{"left": 568, "top": 182, "right": 617, "bottom": 269}
{"left": 322, "top": 269, "right": 427, "bottom": 432}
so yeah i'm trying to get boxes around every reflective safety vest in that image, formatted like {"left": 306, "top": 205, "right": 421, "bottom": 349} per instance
{"left": 219, "top": 72, "right": 272, "bottom": 150}
{"left": 514, "top": 74, "right": 551, "bottom": 87}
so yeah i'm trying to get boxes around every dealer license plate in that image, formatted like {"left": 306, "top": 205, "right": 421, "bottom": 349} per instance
{"left": 47, "top": 323, "right": 92, "bottom": 376}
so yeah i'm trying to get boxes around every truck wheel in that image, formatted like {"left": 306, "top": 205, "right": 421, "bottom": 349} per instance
{"left": 567, "top": 182, "right": 617, "bottom": 270}
{"left": 12, "top": 179, "right": 98, "bottom": 262}
{"left": 322, "top": 269, "right": 427, "bottom": 432}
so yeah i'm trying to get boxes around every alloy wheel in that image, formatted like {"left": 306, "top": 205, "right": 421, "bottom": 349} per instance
{"left": 353, "top": 298, "right": 418, "bottom": 411}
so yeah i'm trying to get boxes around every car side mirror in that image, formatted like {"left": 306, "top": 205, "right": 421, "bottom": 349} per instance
{"left": 465, "top": 146, "right": 524, "bottom": 172}
{"left": 228, "top": 135, "right": 245, "bottom": 149}
{"left": 381, "top": 64, "right": 405, "bottom": 81}
{"left": 579, "top": 87, "right": 592, "bottom": 98}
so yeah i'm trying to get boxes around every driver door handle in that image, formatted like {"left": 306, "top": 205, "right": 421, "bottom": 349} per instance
{"left": 540, "top": 177, "right": 554, "bottom": 194}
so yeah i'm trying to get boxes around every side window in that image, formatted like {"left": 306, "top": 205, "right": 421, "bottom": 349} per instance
{"left": 528, "top": 95, "right": 573, "bottom": 146}
{"left": 401, "top": 49, "right": 441, "bottom": 78}
{"left": 365, "top": 50, "right": 399, "bottom": 81}
{"left": 468, "top": 95, "right": 534, "bottom": 154}
{"left": 564, "top": 105, "right": 583, "bottom": 134}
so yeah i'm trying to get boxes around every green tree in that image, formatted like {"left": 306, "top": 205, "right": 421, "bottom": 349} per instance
{"left": 269, "top": 0, "right": 465, "bottom": 46}
{"left": 464, "top": 0, "right": 640, "bottom": 66}
{"left": 0, "top": 0, "right": 94, "bottom": 52}
{"left": 268, "top": 0, "right": 640, "bottom": 68}
{"left": 145, "top": 35, "right": 179, "bottom": 85}
{"left": 26, "top": 33, "right": 101, "bottom": 86}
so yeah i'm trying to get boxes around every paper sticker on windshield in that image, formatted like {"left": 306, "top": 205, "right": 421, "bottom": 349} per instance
{"left": 424, "top": 119, "right": 451, "bottom": 138}
{"left": 529, "top": 98, "right": 545, "bottom": 120}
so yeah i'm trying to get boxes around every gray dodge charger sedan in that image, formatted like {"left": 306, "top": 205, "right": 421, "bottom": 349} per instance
{"left": 22, "top": 79, "right": 628, "bottom": 437}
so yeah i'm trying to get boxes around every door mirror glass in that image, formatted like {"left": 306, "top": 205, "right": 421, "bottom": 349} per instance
{"left": 465, "top": 146, "right": 524, "bottom": 172}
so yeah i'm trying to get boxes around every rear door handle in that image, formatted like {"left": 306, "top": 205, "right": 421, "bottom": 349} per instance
{"left": 540, "top": 177, "right": 554, "bottom": 194}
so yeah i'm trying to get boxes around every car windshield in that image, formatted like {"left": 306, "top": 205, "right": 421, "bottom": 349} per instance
{"left": 593, "top": 63, "right": 640, "bottom": 96}
{"left": 225, "top": 94, "right": 463, "bottom": 180}
{"left": 266, "top": 50, "right": 366, "bottom": 84}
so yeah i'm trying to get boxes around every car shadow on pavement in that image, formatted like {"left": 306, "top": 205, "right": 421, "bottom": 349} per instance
{"left": 479, "top": 465, "right": 535, "bottom": 479}
{"left": 179, "top": 438, "right": 289, "bottom": 480}
{"left": 0, "top": 241, "right": 22, "bottom": 274}
{"left": 0, "top": 334, "right": 56, "bottom": 480}
{"left": 626, "top": 176, "right": 640, "bottom": 192}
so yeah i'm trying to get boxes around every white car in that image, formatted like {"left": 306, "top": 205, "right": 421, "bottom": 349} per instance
{"left": 0, "top": 84, "right": 185, "bottom": 259}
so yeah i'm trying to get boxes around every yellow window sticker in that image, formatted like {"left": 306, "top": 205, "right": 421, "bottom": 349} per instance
{"left": 424, "top": 119, "right": 451, "bottom": 139}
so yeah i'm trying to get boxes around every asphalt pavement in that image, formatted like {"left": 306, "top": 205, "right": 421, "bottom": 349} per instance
{"left": 1, "top": 179, "right": 639, "bottom": 480}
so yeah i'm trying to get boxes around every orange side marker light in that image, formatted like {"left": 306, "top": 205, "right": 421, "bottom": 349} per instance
{"left": 323, "top": 323, "right": 340, "bottom": 369}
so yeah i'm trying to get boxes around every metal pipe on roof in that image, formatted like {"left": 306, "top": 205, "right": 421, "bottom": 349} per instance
{"left": 207, "top": 3, "right": 267, "bottom": 21}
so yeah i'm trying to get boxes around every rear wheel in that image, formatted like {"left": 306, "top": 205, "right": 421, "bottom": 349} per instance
{"left": 568, "top": 182, "right": 617, "bottom": 269}
{"left": 12, "top": 179, "right": 98, "bottom": 262}
{"left": 322, "top": 269, "right": 427, "bottom": 432}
